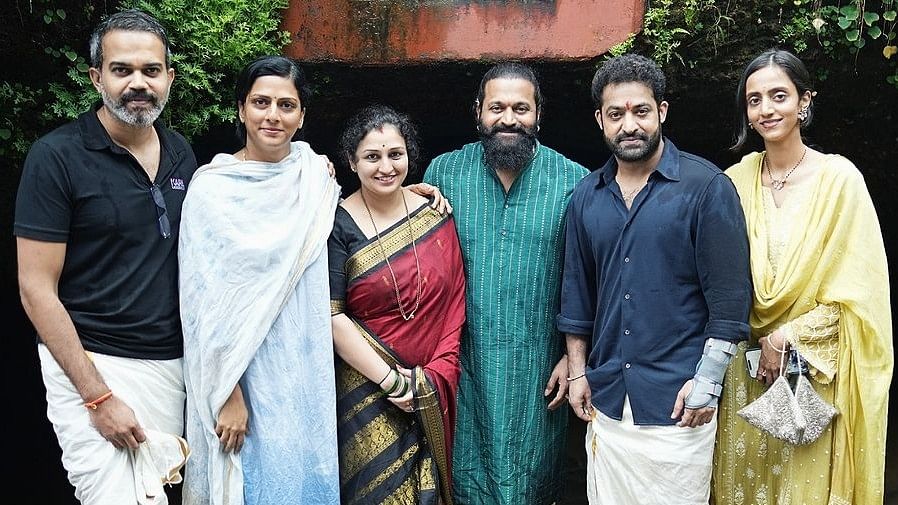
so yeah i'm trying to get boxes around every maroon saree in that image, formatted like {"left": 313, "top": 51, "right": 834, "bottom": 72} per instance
{"left": 329, "top": 201, "right": 465, "bottom": 505}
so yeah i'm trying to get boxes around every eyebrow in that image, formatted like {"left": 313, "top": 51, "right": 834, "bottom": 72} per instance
{"left": 248, "top": 94, "right": 298, "bottom": 101}
{"left": 108, "top": 61, "right": 164, "bottom": 68}
{"left": 606, "top": 102, "right": 651, "bottom": 110}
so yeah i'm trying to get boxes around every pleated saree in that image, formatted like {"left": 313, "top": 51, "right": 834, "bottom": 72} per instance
{"left": 328, "top": 201, "right": 466, "bottom": 505}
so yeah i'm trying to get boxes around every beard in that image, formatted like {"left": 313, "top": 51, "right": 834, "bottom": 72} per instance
{"left": 102, "top": 88, "right": 167, "bottom": 127}
{"left": 604, "top": 126, "right": 662, "bottom": 162}
{"left": 478, "top": 121, "right": 538, "bottom": 172}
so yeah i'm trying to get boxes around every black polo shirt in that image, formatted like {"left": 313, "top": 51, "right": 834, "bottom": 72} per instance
{"left": 14, "top": 104, "right": 197, "bottom": 359}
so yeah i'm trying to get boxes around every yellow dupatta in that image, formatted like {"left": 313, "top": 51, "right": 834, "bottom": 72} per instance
{"left": 726, "top": 152, "right": 892, "bottom": 504}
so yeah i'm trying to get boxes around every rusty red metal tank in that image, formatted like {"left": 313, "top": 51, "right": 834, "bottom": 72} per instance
{"left": 283, "top": 0, "right": 644, "bottom": 64}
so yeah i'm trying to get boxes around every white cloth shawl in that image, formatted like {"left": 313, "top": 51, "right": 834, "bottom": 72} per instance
{"left": 179, "top": 142, "right": 340, "bottom": 505}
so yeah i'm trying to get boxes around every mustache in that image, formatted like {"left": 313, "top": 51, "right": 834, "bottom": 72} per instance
{"left": 490, "top": 125, "right": 527, "bottom": 135}
{"left": 614, "top": 132, "right": 648, "bottom": 143}
{"left": 120, "top": 90, "right": 157, "bottom": 103}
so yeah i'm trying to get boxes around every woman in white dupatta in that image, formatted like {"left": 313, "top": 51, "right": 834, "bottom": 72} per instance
{"left": 178, "top": 56, "right": 341, "bottom": 505}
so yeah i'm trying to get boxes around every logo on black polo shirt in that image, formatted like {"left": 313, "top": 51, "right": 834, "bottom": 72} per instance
{"left": 170, "top": 178, "right": 185, "bottom": 191}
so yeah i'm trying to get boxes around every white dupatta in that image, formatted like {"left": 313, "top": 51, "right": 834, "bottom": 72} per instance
{"left": 179, "top": 141, "right": 340, "bottom": 505}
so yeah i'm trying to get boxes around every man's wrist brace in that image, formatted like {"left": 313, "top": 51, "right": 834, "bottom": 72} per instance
{"left": 685, "top": 338, "right": 737, "bottom": 409}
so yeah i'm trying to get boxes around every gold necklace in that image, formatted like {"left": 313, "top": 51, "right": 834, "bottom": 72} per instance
{"left": 361, "top": 190, "right": 423, "bottom": 321}
{"left": 764, "top": 147, "right": 807, "bottom": 191}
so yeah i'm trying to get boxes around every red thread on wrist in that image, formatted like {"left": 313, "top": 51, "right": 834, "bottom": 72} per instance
{"left": 84, "top": 391, "right": 113, "bottom": 410}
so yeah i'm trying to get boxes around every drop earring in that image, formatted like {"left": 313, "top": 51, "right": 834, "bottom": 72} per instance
{"left": 797, "top": 106, "right": 809, "bottom": 122}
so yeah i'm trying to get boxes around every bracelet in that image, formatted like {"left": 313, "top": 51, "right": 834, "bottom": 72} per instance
{"left": 766, "top": 334, "right": 787, "bottom": 354}
{"left": 84, "top": 391, "right": 113, "bottom": 410}
{"left": 388, "top": 376, "right": 410, "bottom": 398}
{"left": 566, "top": 372, "right": 586, "bottom": 382}
{"left": 382, "top": 371, "right": 401, "bottom": 396}
{"left": 377, "top": 368, "right": 393, "bottom": 386}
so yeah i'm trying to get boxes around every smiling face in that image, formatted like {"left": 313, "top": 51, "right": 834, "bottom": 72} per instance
{"left": 352, "top": 124, "right": 409, "bottom": 199}
{"left": 238, "top": 75, "right": 305, "bottom": 161}
{"left": 89, "top": 30, "right": 174, "bottom": 127}
{"left": 476, "top": 77, "right": 539, "bottom": 171}
{"left": 596, "top": 81, "right": 667, "bottom": 163}
{"left": 745, "top": 64, "right": 812, "bottom": 145}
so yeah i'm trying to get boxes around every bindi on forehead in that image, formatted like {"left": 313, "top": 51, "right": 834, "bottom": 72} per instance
{"left": 625, "top": 100, "right": 632, "bottom": 111}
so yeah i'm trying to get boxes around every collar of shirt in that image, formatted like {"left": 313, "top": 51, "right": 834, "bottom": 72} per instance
{"left": 78, "top": 101, "right": 186, "bottom": 178}
{"left": 594, "top": 137, "right": 682, "bottom": 189}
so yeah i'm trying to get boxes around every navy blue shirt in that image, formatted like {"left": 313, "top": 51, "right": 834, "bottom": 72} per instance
{"left": 556, "top": 140, "right": 751, "bottom": 425}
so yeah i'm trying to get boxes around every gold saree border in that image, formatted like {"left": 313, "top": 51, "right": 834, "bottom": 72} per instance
{"left": 337, "top": 320, "right": 450, "bottom": 504}
{"left": 345, "top": 208, "right": 445, "bottom": 281}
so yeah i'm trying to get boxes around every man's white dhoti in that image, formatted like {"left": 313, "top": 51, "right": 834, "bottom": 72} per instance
{"left": 38, "top": 344, "right": 187, "bottom": 505}
{"left": 586, "top": 396, "right": 716, "bottom": 505}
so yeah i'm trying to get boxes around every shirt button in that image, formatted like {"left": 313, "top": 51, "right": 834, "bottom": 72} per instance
{"left": 624, "top": 293, "right": 631, "bottom": 300}
{"left": 504, "top": 204, "right": 509, "bottom": 209}
{"left": 500, "top": 230, "right": 507, "bottom": 236}
{"left": 625, "top": 363, "right": 631, "bottom": 369}
{"left": 624, "top": 257, "right": 630, "bottom": 263}
{"left": 624, "top": 329, "right": 630, "bottom": 335}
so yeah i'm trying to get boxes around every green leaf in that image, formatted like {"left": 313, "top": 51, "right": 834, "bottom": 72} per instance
{"left": 840, "top": 5, "right": 859, "bottom": 20}
{"left": 846, "top": 29, "right": 860, "bottom": 42}
{"left": 76, "top": 62, "right": 89, "bottom": 72}
{"left": 884, "top": 11, "right": 897, "bottom": 22}
{"left": 64, "top": 50, "right": 77, "bottom": 62}
{"left": 56, "top": 9, "right": 66, "bottom": 20}
{"left": 0, "top": 129, "right": 10, "bottom": 140}
{"left": 838, "top": 17, "right": 853, "bottom": 29}
{"left": 863, "top": 11, "right": 880, "bottom": 26}
{"left": 43, "top": 14, "right": 52, "bottom": 24}
{"left": 854, "top": 37, "right": 866, "bottom": 48}
{"left": 44, "top": 47, "right": 53, "bottom": 54}
{"left": 868, "top": 26, "right": 882, "bottom": 39}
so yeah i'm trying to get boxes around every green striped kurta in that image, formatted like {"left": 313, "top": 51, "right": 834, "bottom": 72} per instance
{"left": 423, "top": 142, "right": 589, "bottom": 505}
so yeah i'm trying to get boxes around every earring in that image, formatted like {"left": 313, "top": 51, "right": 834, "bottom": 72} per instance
{"left": 748, "top": 121, "right": 754, "bottom": 130}
{"left": 797, "top": 106, "right": 809, "bottom": 122}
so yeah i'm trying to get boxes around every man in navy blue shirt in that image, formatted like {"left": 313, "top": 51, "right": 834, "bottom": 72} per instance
{"left": 557, "top": 54, "right": 751, "bottom": 504}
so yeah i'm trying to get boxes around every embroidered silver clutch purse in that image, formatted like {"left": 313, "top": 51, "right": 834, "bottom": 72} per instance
{"left": 737, "top": 373, "right": 837, "bottom": 445}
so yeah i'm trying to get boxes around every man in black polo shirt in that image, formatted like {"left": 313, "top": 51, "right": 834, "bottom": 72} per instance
{"left": 14, "top": 9, "right": 196, "bottom": 504}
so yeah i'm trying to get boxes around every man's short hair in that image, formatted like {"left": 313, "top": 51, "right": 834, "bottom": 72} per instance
{"left": 475, "top": 62, "right": 544, "bottom": 116}
{"left": 590, "top": 54, "right": 665, "bottom": 109}
{"left": 89, "top": 9, "right": 172, "bottom": 68}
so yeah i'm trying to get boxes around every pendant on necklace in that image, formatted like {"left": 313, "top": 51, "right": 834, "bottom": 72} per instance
{"left": 771, "top": 179, "right": 785, "bottom": 191}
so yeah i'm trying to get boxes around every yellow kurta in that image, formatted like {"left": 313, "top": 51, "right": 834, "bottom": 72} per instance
{"left": 712, "top": 152, "right": 892, "bottom": 505}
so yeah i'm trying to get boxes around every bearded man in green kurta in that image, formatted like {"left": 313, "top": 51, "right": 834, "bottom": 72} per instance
{"left": 424, "top": 62, "right": 589, "bottom": 505}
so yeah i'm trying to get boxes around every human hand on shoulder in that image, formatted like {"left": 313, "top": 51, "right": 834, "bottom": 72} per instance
{"left": 319, "top": 154, "right": 336, "bottom": 178}
{"left": 405, "top": 183, "right": 452, "bottom": 215}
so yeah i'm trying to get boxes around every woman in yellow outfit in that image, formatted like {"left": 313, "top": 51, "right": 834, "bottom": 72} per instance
{"left": 712, "top": 48, "right": 892, "bottom": 505}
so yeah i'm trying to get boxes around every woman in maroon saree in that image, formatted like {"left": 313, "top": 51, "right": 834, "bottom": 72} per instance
{"left": 328, "top": 104, "right": 465, "bottom": 505}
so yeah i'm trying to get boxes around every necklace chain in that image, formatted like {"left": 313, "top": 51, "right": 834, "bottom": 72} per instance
{"left": 618, "top": 179, "right": 646, "bottom": 206}
{"left": 361, "top": 190, "right": 423, "bottom": 321}
{"left": 765, "top": 148, "right": 807, "bottom": 191}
